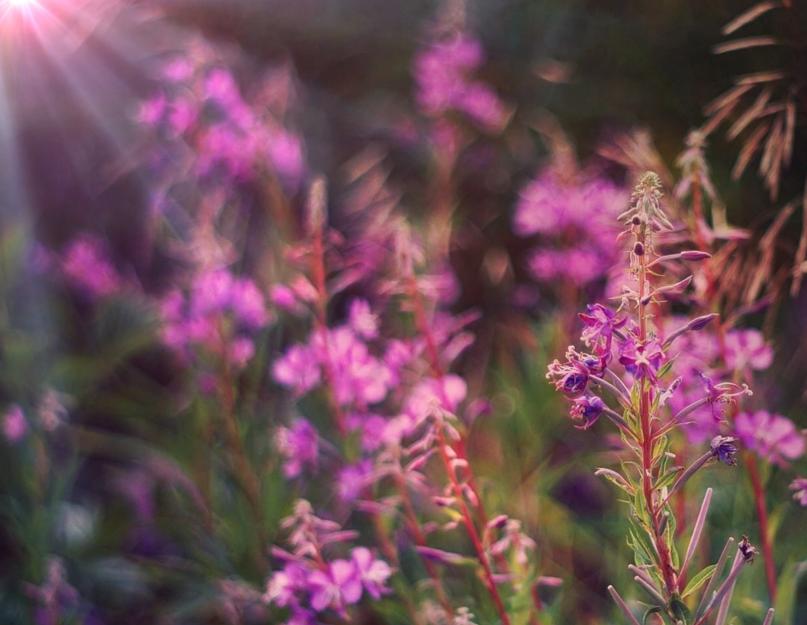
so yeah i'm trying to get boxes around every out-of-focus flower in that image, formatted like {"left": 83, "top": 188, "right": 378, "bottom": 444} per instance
{"left": 272, "top": 345, "right": 321, "bottom": 394}
{"left": 789, "top": 477, "right": 807, "bottom": 506}
{"left": 513, "top": 172, "right": 627, "bottom": 288}
{"left": 348, "top": 299, "right": 379, "bottom": 339}
{"left": 25, "top": 557, "right": 80, "bottom": 625}
{"left": 308, "top": 559, "right": 363, "bottom": 612}
{"left": 723, "top": 329, "right": 773, "bottom": 372}
{"left": 160, "top": 268, "right": 270, "bottom": 368}
{"left": 735, "top": 411, "right": 805, "bottom": 466}
{"left": 413, "top": 34, "right": 507, "bottom": 132}
{"left": 336, "top": 460, "right": 374, "bottom": 502}
{"left": 453, "top": 607, "right": 478, "bottom": 625}
{"left": 60, "top": 234, "right": 122, "bottom": 298}
{"left": 402, "top": 374, "right": 467, "bottom": 427}
{"left": 2, "top": 404, "right": 27, "bottom": 443}
{"left": 141, "top": 56, "right": 306, "bottom": 192}
{"left": 350, "top": 547, "right": 392, "bottom": 600}
{"left": 38, "top": 389, "right": 69, "bottom": 432}
{"left": 275, "top": 419, "right": 319, "bottom": 478}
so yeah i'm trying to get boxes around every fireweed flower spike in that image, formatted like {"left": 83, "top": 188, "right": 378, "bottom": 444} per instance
{"left": 547, "top": 172, "right": 765, "bottom": 624}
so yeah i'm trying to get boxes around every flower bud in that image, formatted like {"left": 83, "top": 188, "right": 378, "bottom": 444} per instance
{"left": 710, "top": 435, "right": 738, "bottom": 466}
{"left": 687, "top": 313, "right": 719, "bottom": 331}
{"left": 680, "top": 250, "right": 711, "bottom": 261}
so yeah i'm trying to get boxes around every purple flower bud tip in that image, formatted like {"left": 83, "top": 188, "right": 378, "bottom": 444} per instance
{"left": 680, "top": 250, "right": 711, "bottom": 261}
{"left": 738, "top": 536, "right": 757, "bottom": 562}
{"left": 688, "top": 313, "right": 719, "bottom": 331}
{"left": 710, "top": 435, "right": 738, "bottom": 466}
{"left": 415, "top": 546, "right": 465, "bottom": 566}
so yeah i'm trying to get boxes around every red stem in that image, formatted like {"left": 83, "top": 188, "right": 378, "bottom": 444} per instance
{"left": 405, "top": 273, "right": 512, "bottom": 625}
{"left": 638, "top": 239, "right": 678, "bottom": 597}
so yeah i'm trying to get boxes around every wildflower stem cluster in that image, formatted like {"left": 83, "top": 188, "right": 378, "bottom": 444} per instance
{"left": 547, "top": 172, "right": 767, "bottom": 625}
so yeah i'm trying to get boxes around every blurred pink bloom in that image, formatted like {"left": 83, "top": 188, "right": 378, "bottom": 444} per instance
{"left": 308, "top": 559, "right": 362, "bottom": 611}
{"left": 272, "top": 345, "right": 321, "bottom": 394}
{"left": 790, "top": 477, "right": 807, "bottom": 506}
{"left": 514, "top": 172, "right": 627, "bottom": 287}
{"left": 724, "top": 329, "right": 773, "bottom": 372}
{"left": 413, "top": 34, "right": 507, "bottom": 132}
{"left": 60, "top": 234, "right": 121, "bottom": 298}
{"left": 275, "top": 419, "right": 319, "bottom": 478}
{"left": 351, "top": 547, "right": 392, "bottom": 600}
{"left": 348, "top": 299, "right": 379, "bottom": 339}
{"left": 735, "top": 410, "right": 805, "bottom": 466}
{"left": 2, "top": 404, "right": 27, "bottom": 443}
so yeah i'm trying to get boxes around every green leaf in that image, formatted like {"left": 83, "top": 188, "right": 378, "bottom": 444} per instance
{"left": 643, "top": 606, "right": 663, "bottom": 625}
{"left": 682, "top": 564, "right": 716, "bottom": 599}
{"left": 669, "top": 595, "right": 691, "bottom": 624}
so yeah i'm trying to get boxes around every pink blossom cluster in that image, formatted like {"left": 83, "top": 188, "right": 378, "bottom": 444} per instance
{"left": 139, "top": 56, "right": 305, "bottom": 191}
{"left": 160, "top": 268, "right": 270, "bottom": 368}
{"left": 513, "top": 171, "right": 628, "bottom": 287}
{"left": 39, "top": 234, "right": 123, "bottom": 299}
{"left": 264, "top": 501, "right": 392, "bottom": 622}
{"left": 413, "top": 34, "right": 507, "bottom": 132}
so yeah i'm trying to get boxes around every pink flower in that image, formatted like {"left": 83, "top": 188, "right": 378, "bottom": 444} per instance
{"left": 413, "top": 34, "right": 507, "bottom": 132}
{"left": 272, "top": 345, "right": 321, "bottom": 394}
{"left": 513, "top": 172, "right": 627, "bottom": 287}
{"left": 337, "top": 461, "right": 374, "bottom": 502}
{"left": 308, "top": 559, "right": 362, "bottom": 611}
{"left": 60, "top": 235, "right": 121, "bottom": 298}
{"left": 275, "top": 419, "right": 319, "bottom": 478}
{"left": 350, "top": 547, "right": 392, "bottom": 600}
{"left": 2, "top": 405, "right": 27, "bottom": 443}
{"left": 790, "top": 477, "right": 807, "bottom": 506}
{"left": 735, "top": 411, "right": 805, "bottom": 466}
{"left": 724, "top": 329, "right": 773, "bottom": 372}
{"left": 348, "top": 299, "right": 378, "bottom": 339}
{"left": 403, "top": 375, "right": 467, "bottom": 425}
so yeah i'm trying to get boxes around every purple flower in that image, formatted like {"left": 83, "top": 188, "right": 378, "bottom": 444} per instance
{"left": 513, "top": 172, "right": 627, "bottom": 287}
{"left": 403, "top": 375, "right": 467, "bottom": 426}
{"left": 337, "top": 461, "right": 374, "bottom": 502}
{"left": 579, "top": 304, "right": 625, "bottom": 355}
{"left": 569, "top": 395, "right": 605, "bottom": 429}
{"left": 275, "top": 419, "right": 319, "bottom": 478}
{"left": 710, "top": 435, "right": 738, "bottom": 466}
{"left": 413, "top": 34, "right": 507, "bottom": 131}
{"left": 348, "top": 299, "right": 379, "bottom": 340}
{"left": 264, "top": 562, "right": 307, "bottom": 607}
{"left": 2, "top": 404, "right": 28, "bottom": 443}
{"left": 724, "top": 329, "right": 773, "bottom": 372}
{"left": 734, "top": 411, "right": 805, "bottom": 466}
{"left": 308, "top": 559, "right": 362, "bottom": 611}
{"left": 698, "top": 374, "right": 752, "bottom": 422}
{"left": 789, "top": 477, "right": 807, "bottom": 506}
{"left": 60, "top": 235, "right": 121, "bottom": 298}
{"left": 228, "top": 277, "right": 270, "bottom": 329}
{"left": 273, "top": 345, "right": 321, "bottom": 395}
{"left": 321, "top": 329, "right": 392, "bottom": 406}
{"left": 618, "top": 338, "right": 664, "bottom": 382}
{"left": 350, "top": 547, "right": 392, "bottom": 600}
{"left": 546, "top": 347, "right": 603, "bottom": 397}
